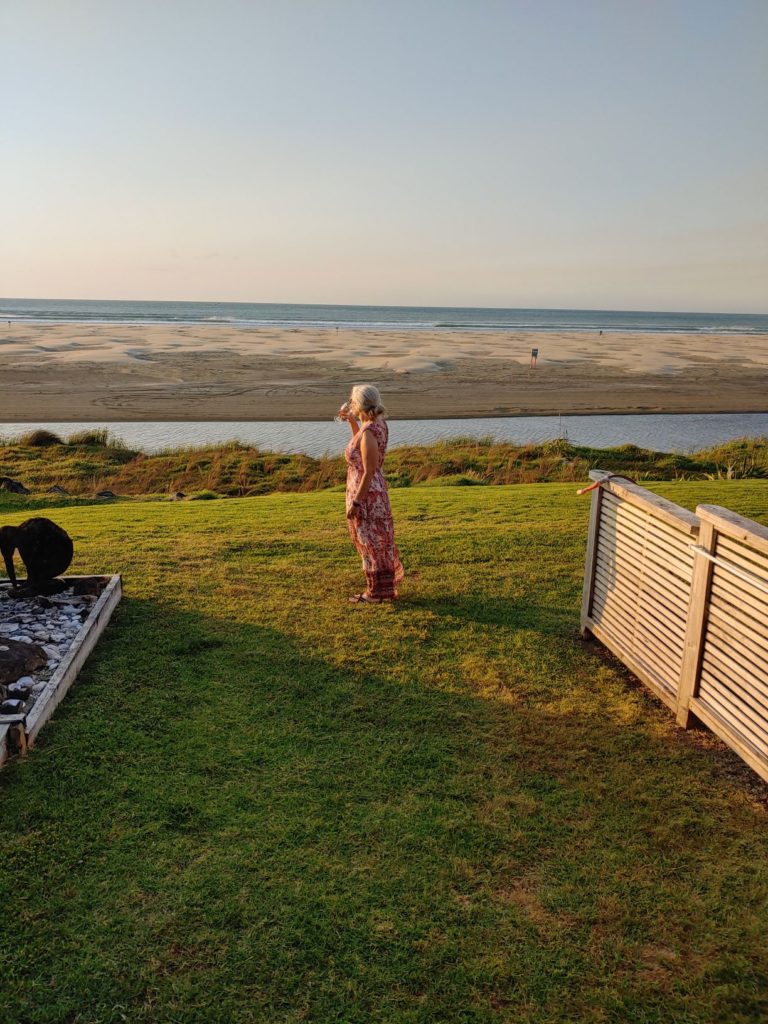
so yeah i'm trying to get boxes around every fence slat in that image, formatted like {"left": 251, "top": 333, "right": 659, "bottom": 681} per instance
{"left": 593, "top": 507, "right": 696, "bottom": 573}
{"left": 601, "top": 494, "right": 697, "bottom": 561}
{"left": 704, "top": 644, "right": 768, "bottom": 712}
{"left": 591, "top": 576, "right": 687, "bottom": 656}
{"left": 676, "top": 521, "right": 714, "bottom": 727}
{"left": 700, "top": 666, "right": 768, "bottom": 737}
{"left": 710, "top": 574, "right": 768, "bottom": 629}
{"left": 703, "top": 627, "right": 768, "bottom": 704}
{"left": 707, "top": 603, "right": 768, "bottom": 661}
{"left": 593, "top": 566, "right": 688, "bottom": 638}
{"left": 596, "top": 533, "right": 691, "bottom": 596}
{"left": 596, "top": 517, "right": 693, "bottom": 589}
{"left": 593, "top": 552, "right": 692, "bottom": 614}
{"left": 590, "top": 594, "right": 683, "bottom": 682}
{"left": 580, "top": 477, "right": 605, "bottom": 636}
{"left": 582, "top": 474, "right": 768, "bottom": 783}
{"left": 716, "top": 536, "right": 768, "bottom": 579}
{"left": 694, "top": 686, "right": 768, "bottom": 760}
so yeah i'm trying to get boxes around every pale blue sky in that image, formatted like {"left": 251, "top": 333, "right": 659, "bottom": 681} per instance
{"left": 3, "top": 0, "right": 767, "bottom": 310}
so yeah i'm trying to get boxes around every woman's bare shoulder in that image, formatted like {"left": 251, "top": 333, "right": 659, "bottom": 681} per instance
{"left": 360, "top": 425, "right": 379, "bottom": 450}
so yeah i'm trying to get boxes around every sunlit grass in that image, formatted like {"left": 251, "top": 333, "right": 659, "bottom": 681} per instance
{"left": 0, "top": 481, "right": 766, "bottom": 1022}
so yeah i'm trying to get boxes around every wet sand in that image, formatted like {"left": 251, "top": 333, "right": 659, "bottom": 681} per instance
{"left": 1, "top": 322, "right": 767, "bottom": 421}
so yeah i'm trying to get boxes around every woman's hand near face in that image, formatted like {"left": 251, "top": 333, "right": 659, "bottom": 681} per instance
{"left": 341, "top": 405, "right": 360, "bottom": 437}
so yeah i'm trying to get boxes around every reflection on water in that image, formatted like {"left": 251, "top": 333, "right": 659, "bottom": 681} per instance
{"left": 0, "top": 413, "right": 766, "bottom": 458}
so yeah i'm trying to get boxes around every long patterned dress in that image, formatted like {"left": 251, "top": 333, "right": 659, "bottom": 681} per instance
{"left": 345, "top": 419, "right": 404, "bottom": 599}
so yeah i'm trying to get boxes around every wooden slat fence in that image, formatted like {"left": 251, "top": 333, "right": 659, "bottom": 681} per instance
{"left": 581, "top": 471, "right": 768, "bottom": 783}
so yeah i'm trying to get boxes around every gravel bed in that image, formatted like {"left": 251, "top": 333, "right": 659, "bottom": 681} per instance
{"left": 0, "top": 587, "right": 97, "bottom": 714}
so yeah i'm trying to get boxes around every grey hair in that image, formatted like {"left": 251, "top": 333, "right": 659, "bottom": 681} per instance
{"left": 349, "top": 383, "right": 387, "bottom": 419}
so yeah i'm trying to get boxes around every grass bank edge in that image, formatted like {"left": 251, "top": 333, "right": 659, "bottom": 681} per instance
{"left": 0, "top": 430, "right": 766, "bottom": 501}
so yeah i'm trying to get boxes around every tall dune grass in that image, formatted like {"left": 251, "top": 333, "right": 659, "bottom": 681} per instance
{"left": 0, "top": 433, "right": 765, "bottom": 498}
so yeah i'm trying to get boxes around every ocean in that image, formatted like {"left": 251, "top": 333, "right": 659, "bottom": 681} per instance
{"left": 2, "top": 298, "right": 766, "bottom": 334}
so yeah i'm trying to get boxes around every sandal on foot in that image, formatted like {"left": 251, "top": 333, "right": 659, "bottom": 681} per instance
{"left": 348, "top": 593, "right": 382, "bottom": 604}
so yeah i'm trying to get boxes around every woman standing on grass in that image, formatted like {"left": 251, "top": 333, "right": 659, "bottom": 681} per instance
{"left": 338, "top": 384, "right": 404, "bottom": 603}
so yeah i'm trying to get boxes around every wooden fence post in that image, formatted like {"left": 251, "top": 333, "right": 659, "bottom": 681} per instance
{"left": 580, "top": 476, "right": 606, "bottom": 636}
{"left": 676, "top": 519, "right": 716, "bottom": 728}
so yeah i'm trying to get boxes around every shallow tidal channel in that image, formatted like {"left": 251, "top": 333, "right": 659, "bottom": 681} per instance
{"left": 1, "top": 412, "right": 767, "bottom": 457}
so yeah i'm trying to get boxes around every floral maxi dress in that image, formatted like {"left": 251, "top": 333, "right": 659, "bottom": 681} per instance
{"left": 345, "top": 419, "right": 404, "bottom": 599}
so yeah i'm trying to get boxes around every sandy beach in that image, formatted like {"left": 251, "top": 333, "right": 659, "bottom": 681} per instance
{"left": 1, "top": 322, "right": 767, "bottom": 421}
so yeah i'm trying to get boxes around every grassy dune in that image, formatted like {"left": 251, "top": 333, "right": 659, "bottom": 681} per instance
{"left": 0, "top": 481, "right": 767, "bottom": 1022}
{"left": 1, "top": 430, "right": 767, "bottom": 498}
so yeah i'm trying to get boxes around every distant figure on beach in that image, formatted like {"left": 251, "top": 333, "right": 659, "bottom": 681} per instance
{"left": 337, "top": 384, "right": 404, "bottom": 603}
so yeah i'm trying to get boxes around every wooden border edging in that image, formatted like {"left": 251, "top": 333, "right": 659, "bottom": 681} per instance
{"left": 0, "top": 575, "right": 122, "bottom": 762}
{"left": 24, "top": 575, "right": 122, "bottom": 745}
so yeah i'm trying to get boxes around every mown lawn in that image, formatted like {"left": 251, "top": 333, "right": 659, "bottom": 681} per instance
{"left": 1, "top": 481, "right": 767, "bottom": 1024}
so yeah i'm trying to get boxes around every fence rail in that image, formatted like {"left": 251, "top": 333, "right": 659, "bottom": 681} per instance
{"left": 581, "top": 471, "right": 768, "bottom": 783}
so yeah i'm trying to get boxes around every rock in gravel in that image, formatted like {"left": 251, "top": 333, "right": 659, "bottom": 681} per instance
{"left": 0, "top": 698, "right": 26, "bottom": 714}
{"left": 6, "top": 680, "right": 32, "bottom": 700}
{"left": 0, "top": 639, "right": 47, "bottom": 685}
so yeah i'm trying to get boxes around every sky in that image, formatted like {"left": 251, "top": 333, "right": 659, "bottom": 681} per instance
{"left": 3, "top": 0, "right": 767, "bottom": 311}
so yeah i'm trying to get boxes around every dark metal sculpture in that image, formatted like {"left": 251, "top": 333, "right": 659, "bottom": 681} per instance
{"left": 0, "top": 517, "right": 74, "bottom": 590}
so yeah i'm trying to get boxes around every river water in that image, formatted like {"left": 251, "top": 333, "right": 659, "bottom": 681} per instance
{"left": 1, "top": 413, "right": 766, "bottom": 457}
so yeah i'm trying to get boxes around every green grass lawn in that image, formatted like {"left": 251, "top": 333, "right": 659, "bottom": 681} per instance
{"left": 1, "top": 481, "right": 767, "bottom": 1024}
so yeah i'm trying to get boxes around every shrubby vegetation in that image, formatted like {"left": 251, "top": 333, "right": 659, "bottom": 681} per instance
{"left": 0, "top": 430, "right": 766, "bottom": 499}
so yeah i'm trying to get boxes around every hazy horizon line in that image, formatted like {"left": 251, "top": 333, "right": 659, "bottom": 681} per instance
{"left": 3, "top": 296, "right": 767, "bottom": 317}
